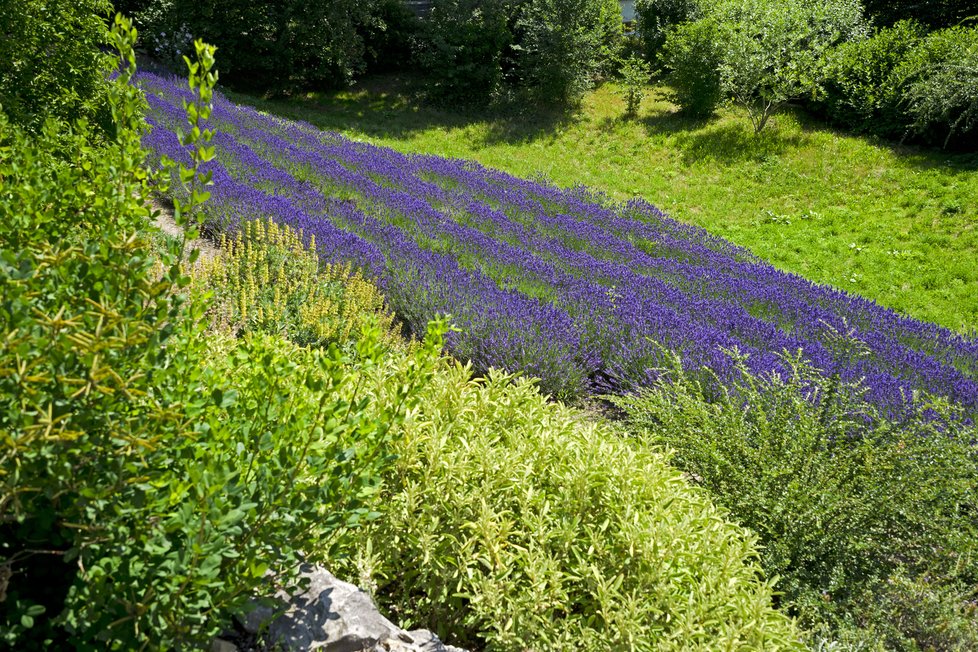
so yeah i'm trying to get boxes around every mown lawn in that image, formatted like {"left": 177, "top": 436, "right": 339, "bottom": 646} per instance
{"left": 227, "top": 76, "right": 978, "bottom": 334}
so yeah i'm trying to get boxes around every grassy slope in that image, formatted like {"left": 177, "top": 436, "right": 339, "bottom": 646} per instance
{"left": 228, "top": 77, "right": 978, "bottom": 334}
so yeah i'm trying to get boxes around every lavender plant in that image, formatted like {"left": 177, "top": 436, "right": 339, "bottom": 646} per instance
{"left": 138, "top": 71, "right": 978, "bottom": 418}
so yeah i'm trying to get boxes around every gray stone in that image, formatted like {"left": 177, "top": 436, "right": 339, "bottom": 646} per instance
{"left": 245, "top": 564, "right": 469, "bottom": 652}
{"left": 210, "top": 639, "right": 238, "bottom": 652}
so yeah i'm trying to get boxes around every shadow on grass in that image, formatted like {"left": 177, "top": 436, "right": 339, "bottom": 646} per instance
{"left": 672, "top": 121, "right": 806, "bottom": 165}
{"left": 224, "top": 73, "right": 577, "bottom": 146}
{"left": 638, "top": 108, "right": 713, "bottom": 136}
{"left": 227, "top": 73, "right": 978, "bottom": 175}
{"left": 790, "top": 104, "right": 978, "bottom": 173}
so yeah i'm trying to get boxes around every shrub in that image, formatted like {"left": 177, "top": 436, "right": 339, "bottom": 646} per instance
{"left": 513, "top": 0, "right": 623, "bottom": 104}
{"left": 815, "top": 20, "right": 927, "bottom": 138}
{"left": 419, "top": 0, "right": 514, "bottom": 105}
{"left": 617, "top": 55, "right": 653, "bottom": 115}
{"left": 899, "top": 26, "right": 978, "bottom": 148}
{"left": 0, "top": 0, "right": 113, "bottom": 133}
{"left": 420, "top": 0, "right": 621, "bottom": 106}
{"left": 359, "top": 0, "right": 423, "bottom": 74}
{"left": 191, "top": 218, "right": 401, "bottom": 349}
{"left": 634, "top": 0, "right": 705, "bottom": 63}
{"left": 662, "top": 17, "right": 725, "bottom": 117}
{"left": 135, "top": 0, "right": 382, "bottom": 93}
{"left": 0, "top": 20, "right": 434, "bottom": 648}
{"left": 337, "top": 365, "right": 806, "bottom": 651}
{"left": 713, "top": 0, "right": 868, "bottom": 132}
{"left": 613, "top": 350, "right": 978, "bottom": 649}
{"left": 862, "top": 0, "right": 977, "bottom": 30}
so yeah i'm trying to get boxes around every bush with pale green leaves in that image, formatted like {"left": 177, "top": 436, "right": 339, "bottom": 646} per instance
{"left": 338, "top": 364, "right": 806, "bottom": 651}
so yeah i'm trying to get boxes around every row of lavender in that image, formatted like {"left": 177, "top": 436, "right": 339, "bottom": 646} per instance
{"left": 138, "top": 72, "right": 978, "bottom": 418}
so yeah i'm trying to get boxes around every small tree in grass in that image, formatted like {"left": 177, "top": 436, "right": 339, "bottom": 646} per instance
{"left": 663, "top": 0, "right": 868, "bottom": 132}
{"left": 716, "top": 0, "right": 868, "bottom": 132}
{"left": 618, "top": 55, "right": 653, "bottom": 116}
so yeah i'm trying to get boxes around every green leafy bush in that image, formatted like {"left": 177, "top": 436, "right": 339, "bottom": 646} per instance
{"left": 513, "top": 0, "right": 623, "bottom": 104}
{"left": 418, "top": 0, "right": 513, "bottom": 105}
{"left": 899, "top": 25, "right": 978, "bottom": 148}
{"left": 0, "top": 20, "right": 436, "bottom": 648}
{"left": 662, "top": 0, "right": 867, "bottom": 130}
{"left": 135, "top": 0, "right": 383, "bottom": 93}
{"left": 617, "top": 55, "right": 653, "bottom": 115}
{"left": 359, "top": 0, "right": 424, "bottom": 74}
{"left": 634, "top": 0, "right": 705, "bottom": 62}
{"left": 862, "top": 0, "right": 977, "bottom": 30}
{"left": 0, "top": 0, "right": 113, "bottom": 133}
{"left": 338, "top": 365, "right": 805, "bottom": 651}
{"left": 613, "top": 351, "right": 978, "bottom": 649}
{"left": 815, "top": 20, "right": 927, "bottom": 137}
{"left": 662, "top": 17, "right": 725, "bottom": 117}
{"left": 420, "top": 0, "right": 621, "bottom": 106}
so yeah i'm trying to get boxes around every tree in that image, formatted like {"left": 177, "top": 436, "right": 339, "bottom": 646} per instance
{"left": 135, "top": 0, "right": 381, "bottom": 93}
{"left": 0, "top": 0, "right": 113, "bottom": 132}
{"left": 663, "top": 0, "right": 867, "bottom": 131}
{"left": 634, "top": 0, "right": 705, "bottom": 62}
{"left": 514, "top": 0, "right": 622, "bottom": 104}
{"left": 717, "top": 0, "right": 867, "bottom": 132}
{"left": 862, "top": 0, "right": 978, "bottom": 29}
{"left": 420, "top": 0, "right": 621, "bottom": 106}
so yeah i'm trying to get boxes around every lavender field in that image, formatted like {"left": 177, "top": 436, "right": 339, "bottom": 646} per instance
{"left": 140, "top": 72, "right": 978, "bottom": 417}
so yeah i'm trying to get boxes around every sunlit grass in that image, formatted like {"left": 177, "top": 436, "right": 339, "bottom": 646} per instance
{"left": 227, "top": 76, "right": 978, "bottom": 334}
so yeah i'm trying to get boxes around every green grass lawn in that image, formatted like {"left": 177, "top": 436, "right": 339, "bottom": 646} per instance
{"left": 227, "top": 76, "right": 978, "bottom": 334}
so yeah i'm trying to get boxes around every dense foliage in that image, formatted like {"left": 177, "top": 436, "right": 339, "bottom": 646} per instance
{"left": 900, "top": 25, "right": 978, "bottom": 147}
{"left": 338, "top": 364, "right": 804, "bottom": 651}
{"left": 638, "top": 0, "right": 977, "bottom": 146}
{"left": 359, "top": 0, "right": 424, "bottom": 74}
{"left": 815, "top": 20, "right": 928, "bottom": 138}
{"left": 134, "top": 0, "right": 384, "bottom": 93}
{"left": 418, "top": 0, "right": 514, "bottom": 104}
{"left": 615, "top": 352, "right": 978, "bottom": 649}
{"left": 419, "top": 0, "right": 621, "bottom": 105}
{"left": 634, "top": 0, "right": 704, "bottom": 62}
{"left": 812, "top": 21, "right": 978, "bottom": 147}
{"left": 0, "top": 21, "right": 435, "bottom": 648}
{"left": 0, "top": 0, "right": 113, "bottom": 133}
{"left": 862, "top": 0, "right": 978, "bottom": 29}
{"left": 661, "top": 18, "right": 724, "bottom": 117}
{"left": 662, "top": 0, "right": 868, "bottom": 130}
{"left": 512, "top": 0, "right": 623, "bottom": 104}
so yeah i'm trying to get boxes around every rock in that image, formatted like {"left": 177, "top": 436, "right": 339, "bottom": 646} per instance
{"left": 242, "top": 565, "right": 468, "bottom": 652}
{"left": 405, "top": 629, "right": 470, "bottom": 652}
{"left": 210, "top": 639, "right": 239, "bottom": 652}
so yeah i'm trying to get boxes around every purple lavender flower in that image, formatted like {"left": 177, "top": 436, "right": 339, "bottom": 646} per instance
{"left": 138, "top": 71, "right": 978, "bottom": 416}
